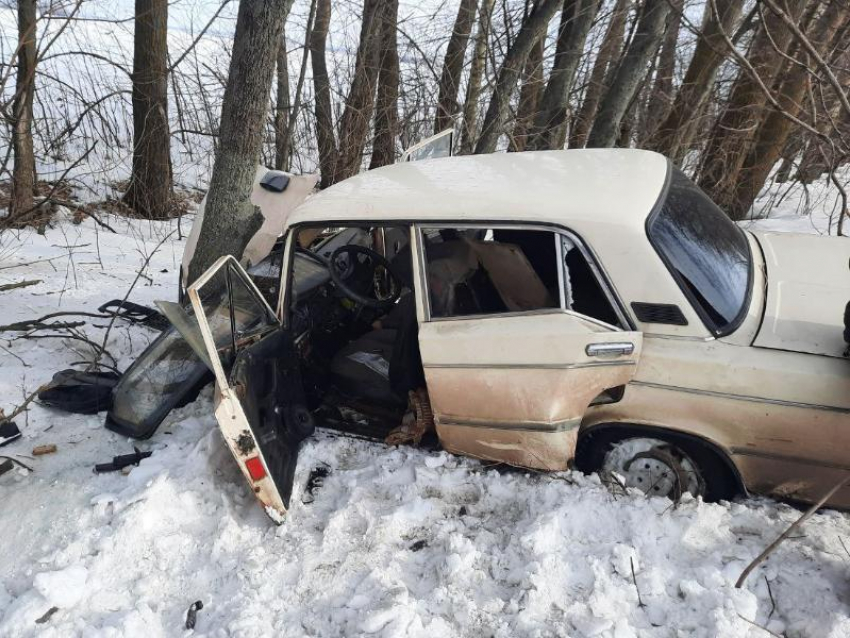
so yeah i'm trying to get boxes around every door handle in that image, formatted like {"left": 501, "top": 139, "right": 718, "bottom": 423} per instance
{"left": 586, "top": 342, "right": 635, "bottom": 357}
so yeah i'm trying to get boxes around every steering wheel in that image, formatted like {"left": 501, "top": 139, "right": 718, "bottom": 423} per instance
{"left": 328, "top": 245, "right": 403, "bottom": 310}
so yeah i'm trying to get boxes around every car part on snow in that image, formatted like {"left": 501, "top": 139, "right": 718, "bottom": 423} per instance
{"left": 302, "top": 466, "right": 330, "bottom": 504}
{"left": 185, "top": 600, "right": 204, "bottom": 630}
{"left": 0, "top": 458, "right": 13, "bottom": 477}
{"left": 38, "top": 369, "right": 121, "bottom": 415}
{"left": 94, "top": 447, "right": 153, "bottom": 473}
{"left": 34, "top": 607, "right": 59, "bottom": 625}
{"left": 32, "top": 444, "right": 57, "bottom": 456}
{"left": 97, "top": 299, "right": 169, "bottom": 331}
{"left": 260, "top": 171, "right": 290, "bottom": 192}
{"left": 0, "top": 421, "right": 21, "bottom": 447}
{"left": 386, "top": 388, "right": 434, "bottom": 446}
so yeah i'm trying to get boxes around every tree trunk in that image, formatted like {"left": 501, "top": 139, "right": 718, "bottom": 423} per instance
{"left": 124, "top": 0, "right": 173, "bottom": 220}
{"left": 509, "top": 34, "right": 545, "bottom": 152}
{"left": 333, "top": 0, "right": 383, "bottom": 182}
{"left": 641, "top": 0, "right": 681, "bottom": 146}
{"left": 9, "top": 0, "right": 37, "bottom": 225}
{"left": 569, "top": 0, "right": 629, "bottom": 148}
{"left": 370, "top": 0, "right": 400, "bottom": 169}
{"left": 310, "top": 0, "right": 337, "bottom": 188}
{"left": 459, "top": 0, "right": 496, "bottom": 154}
{"left": 435, "top": 0, "right": 479, "bottom": 134}
{"left": 697, "top": 0, "right": 809, "bottom": 217}
{"left": 731, "top": 5, "right": 848, "bottom": 217}
{"left": 474, "top": 0, "right": 562, "bottom": 154}
{"left": 273, "top": 1, "right": 295, "bottom": 170}
{"left": 526, "top": 0, "right": 598, "bottom": 151}
{"left": 188, "top": 0, "right": 289, "bottom": 283}
{"left": 652, "top": 0, "right": 744, "bottom": 162}
{"left": 586, "top": 0, "right": 673, "bottom": 148}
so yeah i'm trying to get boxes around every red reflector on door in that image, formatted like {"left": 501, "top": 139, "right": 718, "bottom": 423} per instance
{"left": 245, "top": 456, "right": 266, "bottom": 481}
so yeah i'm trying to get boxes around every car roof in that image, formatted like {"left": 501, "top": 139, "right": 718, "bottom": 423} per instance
{"left": 287, "top": 149, "right": 670, "bottom": 234}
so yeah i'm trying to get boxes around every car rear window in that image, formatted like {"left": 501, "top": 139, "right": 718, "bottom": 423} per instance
{"left": 648, "top": 168, "right": 752, "bottom": 335}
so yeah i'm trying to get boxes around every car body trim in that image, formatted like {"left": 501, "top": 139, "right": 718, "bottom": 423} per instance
{"left": 438, "top": 416, "right": 581, "bottom": 433}
{"left": 631, "top": 380, "right": 850, "bottom": 414}
{"left": 729, "top": 447, "right": 850, "bottom": 472}
{"left": 423, "top": 360, "right": 636, "bottom": 370}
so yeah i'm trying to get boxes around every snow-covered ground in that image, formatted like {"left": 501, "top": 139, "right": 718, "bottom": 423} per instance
{"left": 1, "top": 206, "right": 850, "bottom": 637}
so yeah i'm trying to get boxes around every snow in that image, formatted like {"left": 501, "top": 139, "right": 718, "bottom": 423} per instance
{"left": 2, "top": 207, "right": 850, "bottom": 637}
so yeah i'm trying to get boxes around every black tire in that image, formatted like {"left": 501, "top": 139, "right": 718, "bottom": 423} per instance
{"left": 575, "top": 427, "right": 740, "bottom": 502}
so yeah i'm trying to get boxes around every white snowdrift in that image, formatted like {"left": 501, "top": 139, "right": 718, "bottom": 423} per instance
{"left": 1, "top": 212, "right": 850, "bottom": 637}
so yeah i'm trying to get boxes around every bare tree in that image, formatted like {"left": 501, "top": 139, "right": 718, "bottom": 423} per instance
{"left": 510, "top": 32, "right": 545, "bottom": 152}
{"left": 10, "top": 0, "right": 38, "bottom": 224}
{"left": 475, "top": 0, "right": 562, "bottom": 154}
{"left": 187, "top": 0, "right": 289, "bottom": 282}
{"left": 569, "top": 0, "right": 629, "bottom": 148}
{"left": 651, "top": 0, "right": 745, "bottom": 162}
{"left": 273, "top": 1, "right": 296, "bottom": 170}
{"left": 640, "top": 0, "right": 681, "bottom": 146}
{"left": 526, "top": 0, "right": 599, "bottom": 151}
{"left": 370, "top": 0, "right": 400, "bottom": 169}
{"left": 124, "top": 0, "right": 173, "bottom": 219}
{"left": 435, "top": 0, "right": 479, "bottom": 134}
{"left": 310, "top": 0, "right": 336, "bottom": 188}
{"left": 586, "top": 0, "right": 673, "bottom": 148}
{"left": 460, "top": 0, "right": 496, "bottom": 154}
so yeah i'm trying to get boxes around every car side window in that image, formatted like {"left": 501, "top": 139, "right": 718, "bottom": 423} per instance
{"left": 422, "top": 227, "right": 560, "bottom": 318}
{"left": 561, "top": 236, "right": 623, "bottom": 328}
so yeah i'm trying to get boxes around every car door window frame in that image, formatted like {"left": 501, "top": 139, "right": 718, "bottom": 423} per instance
{"left": 413, "top": 222, "right": 632, "bottom": 331}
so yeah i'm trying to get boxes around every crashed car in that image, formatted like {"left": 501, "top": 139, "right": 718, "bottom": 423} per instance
{"left": 108, "top": 149, "right": 850, "bottom": 521}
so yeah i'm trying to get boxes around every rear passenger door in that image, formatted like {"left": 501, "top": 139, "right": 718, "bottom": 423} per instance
{"left": 415, "top": 226, "right": 642, "bottom": 471}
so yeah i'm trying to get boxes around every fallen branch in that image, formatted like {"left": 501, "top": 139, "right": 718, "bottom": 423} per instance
{"left": 736, "top": 474, "right": 850, "bottom": 588}
{"left": 630, "top": 557, "right": 645, "bottom": 608}
{"left": 0, "top": 279, "right": 41, "bottom": 292}
{"left": 0, "top": 310, "right": 111, "bottom": 332}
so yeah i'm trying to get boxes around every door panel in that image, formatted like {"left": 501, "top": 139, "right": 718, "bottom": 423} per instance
{"left": 188, "top": 256, "right": 309, "bottom": 523}
{"left": 419, "top": 312, "right": 642, "bottom": 470}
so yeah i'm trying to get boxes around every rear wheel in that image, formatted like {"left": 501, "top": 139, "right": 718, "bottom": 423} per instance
{"left": 576, "top": 429, "right": 739, "bottom": 502}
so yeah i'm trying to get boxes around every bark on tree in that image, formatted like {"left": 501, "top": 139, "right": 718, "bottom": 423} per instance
{"left": 586, "top": 0, "right": 673, "bottom": 148}
{"left": 310, "top": 0, "right": 337, "bottom": 188}
{"left": 273, "top": 1, "right": 296, "bottom": 170}
{"left": 641, "top": 0, "right": 681, "bottom": 145}
{"left": 652, "top": 0, "right": 744, "bottom": 162}
{"left": 697, "top": 0, "right": 809, "bottom": 216}
{"left": 333, "top": 0, "right": 383, "bottom": 182}
{"left": 568, "top": 0, "right": 629, "bottom": 148}
{"left": 124, "top": 0, "right": 173, "bottom": 220}
{"left": 731, "top": 4, "right": 847, "bottom": 217}
{"left": 370, "top": 0, "right": 400, "bottom": 169}
{"left": 510, "top": 34, "right": 545, "bottom": 152}
{"left": 474, "top": 0, "right": 562, "bottom": 154}
{"left": 187, "top": 0, "right": 289, "bottom": 282}
{"left": 434, "top": 0, "right": 479, "bottom": 134}
{"left": 526, "top": 0, "right": 598, "bottom": 151}
{"left": 9, "top": 0, "right": 37, "bottom": 224}
{"left": 459, "top": 0, "right": 496, "bottom": 154}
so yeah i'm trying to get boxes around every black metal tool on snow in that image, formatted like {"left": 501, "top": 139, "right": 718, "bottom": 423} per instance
{"left": 94, "top": 447, "right": 152, "bottom": 473}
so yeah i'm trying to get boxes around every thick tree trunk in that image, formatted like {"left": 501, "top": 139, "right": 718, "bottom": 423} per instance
{"left": 697, "top": 0, "right": 809, "bottom": 217}
{"left": 641, "top": 0, "right": 681, "bottom": 146}
{"left": 9, "top": 0, "right": 37, "bottom": 224}
{"left": 652, "top": 0, "right": 744, "bottom": 162}
{"left": 188, "top": 0, "right": 289, "bottom": 282}
{"left": 124, "top": 0, "right": 173, "bottom": 220}
{"left": 526, "top": 0, "right": 598, "bottom": 151}
{"left": 509, "top": 35, "right": 545, "bottom": 152}
{"left": 474, "top": 0, "right": 562, "bottom": 154}
{"left": 586, "top": 0, "right": 673, "bottom": 148}
{"left": 568, "top": 0, "right": 629, "bottom": 148}
{"left": 731, "top": 4, "right": 847, "bottom": 217}
{"left": 310, "top": 0, "right": 337, "bottom": 188}
{"left": 333, "top": 0, "right": 383, "bottom": 182}
{"left": 273, "top": 2, "right": 295, "bottom": 170}
{"left": 370, "top": 0, "right": 400, "bottom": 169}
{"left": 435, "top": 0, "right": 479, "bottom": 134}
{"left": 459, "top": 0, "right": 496, "bottom": 154}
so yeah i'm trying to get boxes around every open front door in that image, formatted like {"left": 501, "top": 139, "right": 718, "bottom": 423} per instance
{"left": 188, "top": 256, "right": 313, "bottom": 523}
{"left": 419, "top": 313, "right": 642, "bottom": 471}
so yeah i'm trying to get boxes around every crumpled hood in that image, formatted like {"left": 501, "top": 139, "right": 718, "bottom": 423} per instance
{"left": 753, "top": 231, "right": 850, "bottom": 357}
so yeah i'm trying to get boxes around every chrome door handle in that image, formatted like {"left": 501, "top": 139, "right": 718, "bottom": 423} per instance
{"left": 586, "top": 342, "right": 634, "bottom": 357}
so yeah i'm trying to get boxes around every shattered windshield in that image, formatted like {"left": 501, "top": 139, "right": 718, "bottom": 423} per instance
{"left": 648, "top": 168, "right": 752, "bottom": 335}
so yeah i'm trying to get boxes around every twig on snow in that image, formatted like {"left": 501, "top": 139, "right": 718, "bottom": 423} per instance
{"left": 736, "top": 613, "right": 784, "bottom": 638}
{"left": 630, "top": 557, "right": 645, "bottom": 608}
{"left": 736, "top": 474, "right": 850, "bottom": 588}
{"left": 0, "top": 279, "right": 41, "bottom": 292}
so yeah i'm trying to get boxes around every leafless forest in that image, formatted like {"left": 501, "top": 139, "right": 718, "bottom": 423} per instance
{"left": 2, "top": 0, "right": 850, "bottom": 233}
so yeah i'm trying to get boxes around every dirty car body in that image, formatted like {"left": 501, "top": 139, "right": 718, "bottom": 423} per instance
{"left": 114, "top": 149, "right": 850, "bottom": 521}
